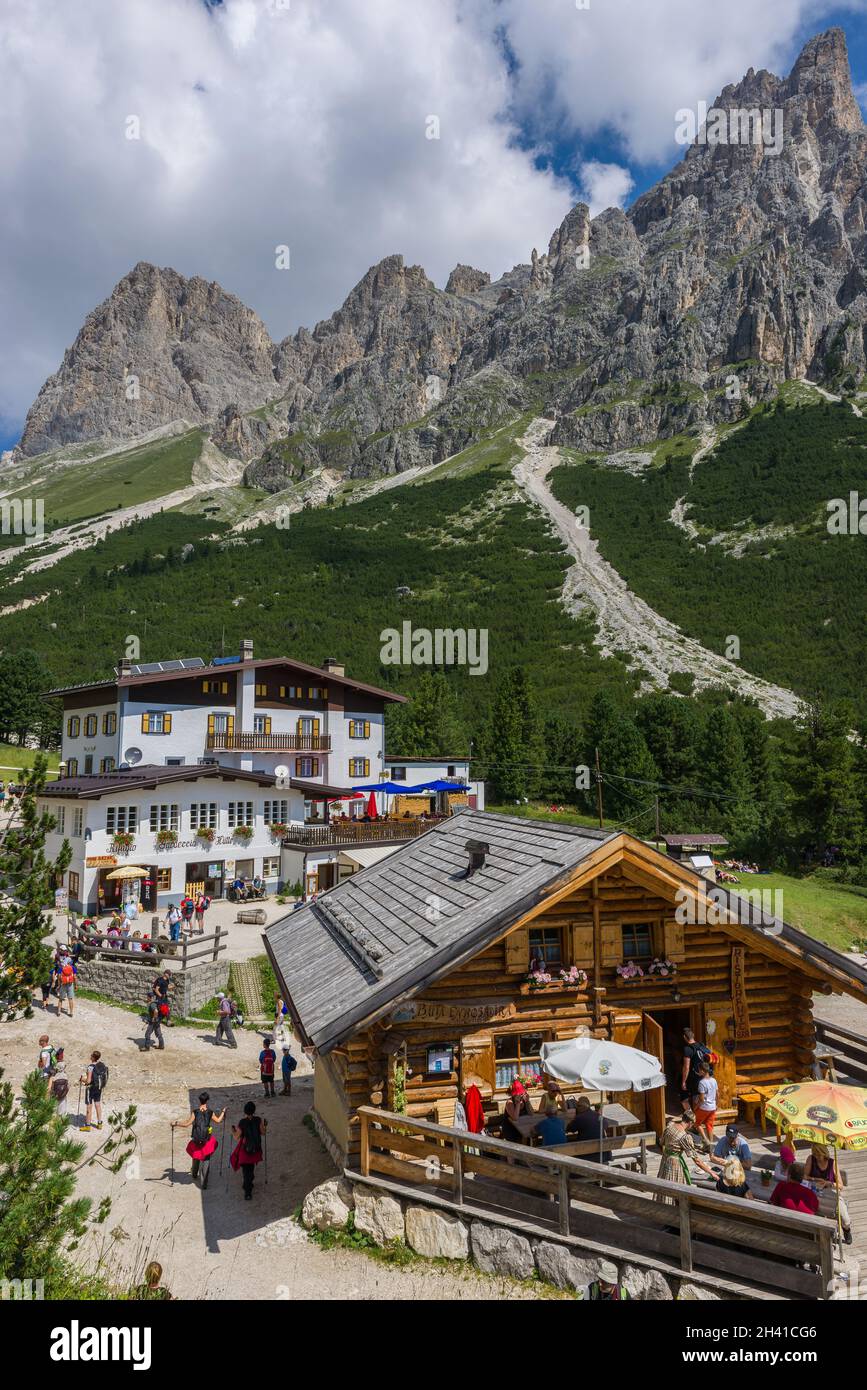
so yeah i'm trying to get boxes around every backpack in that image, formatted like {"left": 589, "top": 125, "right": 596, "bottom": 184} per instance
{"left": 260, "top": 1050, "right": 275, "bottom": 1077}
{"left": 40, "top": 1045, "right": 58, "bottom": 1075}
{"left": 692, "top": 1043, "right": 714, "bottom": 1075}
{"left": 60, "top": 963, "right": 74, "bottom": 985}
{"left": 284, "top": 1053, "right": 297, "bottom": 1074}
{"left": 241, "top": 1116, "right": 262, "bottom": 1156}
{"left": 191, "top": 1108, "right": 213, "bottom": 1145}
{"left": 198, "top": 896, "right": 211, "bottom": 912}
{"left": 91, "top": 1061, "right": 108, "bottom": 1091}
{"left": 53, "top": 1076, "right": 69, "bottom": 1102}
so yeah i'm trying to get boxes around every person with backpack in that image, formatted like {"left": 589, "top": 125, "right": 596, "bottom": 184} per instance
{"left": 49, "top": 1061, "right": 70, "bottom": 1119}
{"left": 164, "top": 903, "right": 182, "bottom": 944}
{"left": 173, "top": 1091, "right": 226, "bottom": 1190}
{"left": 144, "top": 994, "right": 166, "bottom": 1050}
{"left": 56, "top": 955, "right": 77, "bottom": 1018}
{"left": 281, "top": 1045, "right": 297, "bottom": 1096}
{"left": 153, "top": 969, "right": 174, "bottom": 1008}
{"left": 37, "top": 1034, "right": 57, "bottom": 1078}
{"left": 680, "top": 1028, "right": 711, "bottom": 1114}
{"left": 194, "top": 891, "right": 211, "bottom": 935}
{"left": 230, "top": 1101, "right": 267, "bottom": 1200}
{"left": 259, "top": 1037, "right": 277, "bottom": 1098}
{"left": 81, "top": 1051, "right": 108, "bottom": 1131}
{"left": 215, "top": 992, "right": 238, "bottom": 1048}
{"left": 180, "top": 896, "right": 196, "bottom": 933}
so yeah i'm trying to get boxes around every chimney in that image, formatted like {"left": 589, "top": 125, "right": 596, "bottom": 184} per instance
{"left": 323, "top": 657, "right": 345, "bottom": 677}
{"left": 118, "top": 656, "right": 132, "bottom": 677}
{"left": 463, "top": 839, "right": 489, "bottom": 877}
{"left": 240, "top": 638, "right": 254, "bottom": 663}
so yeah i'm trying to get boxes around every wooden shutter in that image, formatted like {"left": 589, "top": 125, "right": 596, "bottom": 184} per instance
{"left": 164, "top": 714, "right": 172, "bottom": 734}
{"left": 570, "top": 921, "right": 594, "bottom": 968}
{"left": 264, "top": 717, "right": 272, "bottom": 734}
{"left": 600, "top": 922, "right": 621, "bottom": 966}
{"left": 459, "top": 1033, "right": 495, "bottom": 1098}
{"left": 312, "top": 718, "right": 320, "bottom": 737}
{"left": 141, "top": 713, "right": 150, "bottom": 733}
{"left": 504, "top": 926, "right": 529, "bottom": 973}
{"left": 221, "top": 681, "right": 228, "bottom": 695}
{"left": 279, "top": 686, "right": 286, "bottom": 698}
{"left": 227, "top": 715, "right": 234, "bottom": 737}
{"left": 207, "top": 714, "right": 215, "bottom": 736}
{"left": 295, "top": 759, "right": 303, "bottom": 776}
{"left": 296, "top": 718, "right": 303, "bottom": 736}
{"left": 663, "top": 917, "right": 686, "bottom": 962}
{"left": 311, "top": 759, "right": 319, "bottom": 775}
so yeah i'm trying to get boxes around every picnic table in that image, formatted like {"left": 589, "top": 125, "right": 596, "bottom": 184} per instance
{"left": 696, "top": 1166, "right": 838, "bottom": 1219}
{"left": 510, "top": 1101, "right": 641, "bottom": 1143}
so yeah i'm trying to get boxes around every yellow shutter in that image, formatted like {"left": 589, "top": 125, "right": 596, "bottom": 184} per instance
{"left": 227, "top": 715, "right": 234, "bottom": 737}
{"left": 265, "top": 717, "right": 272, "bottom": 734}
{"left": 279, "top": 686, "right": 286, "bottom": 698}
{"left": 222, "top": 681, "right": 228, "bottom": 694}
{"left": 201, "top": 680, "right": 208, "bottom": 693}
{"left": 295, "top": 759, "right": 303, "bottom": 775}
{"left": 365, "top": 759, "right": 370, "bottom": 775}
{"left": 164, "top": 714, "right": 172, "bottom": 734}
{"left": 663, "top": 917, "right": 686, "bottom": 962}
{"left": 312, "top": 718, "right": 320, "bottom": 737}
{"left": 312, "top": 759, "right": 319, "bottom": 775}
{"left": 141, "top": 713, "right": 150, "bottom": 733}
{"left": 505, "top": 927, "right": 529, "bottom": 974}
{"left": 570, "top": 922, "right": 594, "bottom": 968}
{"left": 296, "top": 718, "right": 303, "bottom": 736}
{"left": 365, "top": 720, "right": 370, "bottom": 738}
{"left": 601, "top": 923, "right": 621, "bottom": 966}
{"left": 207, "top": 714, "right": 215, "bottom": 735}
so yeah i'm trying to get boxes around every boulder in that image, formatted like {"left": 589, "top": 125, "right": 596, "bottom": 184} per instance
{"left": 470, "top": 1222, "right": 535, "bottom": 1281}
{"left": 621, "top": 1263, "right": 674, "bottom": 1300}
{"left": 353, "top": 1188, "right": 405, "bottom": 1245}
{"left": 405, "top": 1205, "right": 469, "bottom": 1260}
{"left": 676, "top": 1281, "right": 724, "bottom": 1301}
{"left": 535, "top": 1241, "right": 614, "bottom": 1293}
{"left": 300, "top": 1178, "right": 355, "bottom": 1233}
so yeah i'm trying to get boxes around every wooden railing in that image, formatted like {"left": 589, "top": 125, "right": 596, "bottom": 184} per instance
{"left": 69, "top": 922, "right": 227, "bottom": 970}
{"left": 283, "top": 818, "right": 443, "bottom": 846}
{"left": 357, "top": 1108, "right": 837, "bottom": 1299}
{"left": 206, "top": 732, "right": 331, "bottom": 752}
{"left": 815, "top": 1018, "right": 867, "bottom": 1084}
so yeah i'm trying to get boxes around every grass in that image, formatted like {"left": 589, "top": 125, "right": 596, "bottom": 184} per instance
{"left": 0, "top": 742, "right": 60, "bottom": 774}
{"left": 487, "top": 801, "right": 621, "bottom": 832}
{"left": 727, "top": 872, "right": 867, "bottom": 952}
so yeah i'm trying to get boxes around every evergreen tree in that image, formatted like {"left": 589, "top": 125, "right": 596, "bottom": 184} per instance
{"left": 0, "top": 649, "right": 54, "bottom": 745}
{"left": 542, "top": 714, "right": 584, "bottom": 803}
{"left": 698, "top": 706, "right": 758, "bottom": 842}
{"left": 386, "top": 672, "right": 468, "bottom": 757}
{"left": 786, "top": 702, "right": 864, "bottom": 861}
{"left": 582, "top": 690, "right": 658, "bottom": 824}
{"left": 480, "top": 668, "right": 545, "bottom": 802}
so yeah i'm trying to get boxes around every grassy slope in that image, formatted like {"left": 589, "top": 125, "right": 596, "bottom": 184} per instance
{"left": 0, "top": 743, "right": 61, "bottom": 774}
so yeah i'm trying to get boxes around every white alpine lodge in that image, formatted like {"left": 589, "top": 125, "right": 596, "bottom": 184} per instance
{"left": 39, "top": 642, "right": 483, "bottom": 915}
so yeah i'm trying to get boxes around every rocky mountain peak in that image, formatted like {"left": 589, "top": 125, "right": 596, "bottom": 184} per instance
{"left": 445, "top": 264, "right": 491, "bottom": 297}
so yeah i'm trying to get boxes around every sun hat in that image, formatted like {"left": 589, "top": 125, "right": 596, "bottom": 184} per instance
{"left": 598, "top": 1260, "right": 619, "bottom": 1285}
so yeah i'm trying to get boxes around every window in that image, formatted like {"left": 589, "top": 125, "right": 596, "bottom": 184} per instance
{"left": 622, "top": 922, "right": 653, "bottom": 959}
{"left": 348, "top": 720, "right": 370, "bottom": 739}
{"left": 308, "top": 686, "right": 328, "bottom": 700}
{"left": 426, "top": 1043, "right": 455, "bottom": 1076}
{"left": 228, "top": 801, "right": 254, "bottom": 828}
{"left": 253, "top": 714, "right": 272, "bottom": 735}
{"left": 67, "top": 716, "right": 80, "bottom": 738}
{"left": 72, "top": 807, "right": 84, "bottom": 838}
{"left": 389, "top": 766, "right": 407, "bottom": 781}
{"left": 295, "top": 757, "right": 320, "bottom": 777}
{"left": 263, "top": 799, "right": 289, "bottom": 824}
{"left": 201, "top": 679, "right": 229, "bottom": 695}
{"left": 255, "top": 683, "right": 268, "bottom": 698}
{"left": 102, "top": 711, "right": 117, "bottom": 736}
{"left": 349, "top": 758, "right": 370, "bottom": 777}
{"left": 55, "top": 806, "right": 66, "bottom": 834}
{"left": 68, "top": 872, "right": 80, "bottom": 899}
{"left": 83, "top": 755, "right": 93, "bottom": 774}
{"left": 83, "top": 714, "right": 97, "bottom": 737}
{"left": 279, "top": 685, "right": 302, "bottom": 699}
{"left": 494, "top": 1033, "right": 545, "bottom": 1090}
{"left": 141, "top": 712, "right": 172, "bottom": 734}
{"left": 447, "top": 766, "right": 457, "bottom": 778}
{"left": 100, "top": 757, "right": 116, "bottom": 773}
{"left": 165, "top": 757, "right": 184, "bottom": 767}
{"left": 149, "top": 803, "right": 179, "bottom": 832}
{"left": 297, "top": 716, "right": 320, "bottom": 739}
{"left": 66, "top": 758, "right": 79, "bottom": 776}
{"left": 189, "top": 803, "right": 217, "bottom": 830}
{"left": 106, "top": 806, "right": 137, "bottom": 835}
{"left": 528, "top": 926, "right": 563, "bottom": 971}
{"left": 157, "top": 867, "right": 172, "bottom": 891}
{"left": 262, "top": 856, "right": 279, "bottom": 878}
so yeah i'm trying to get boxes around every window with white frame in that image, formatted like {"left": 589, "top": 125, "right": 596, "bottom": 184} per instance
{"left": 227, "top": 801, "right": 254, "bottom": 828}
{"left": 141, "top": 711, "right": 172, "bottom": 734}
{"left": 84, "top": 714, "right": 97, "bottom": 737}
{"left": 55, "top": 805, "right": 66, "bottom": 834}
{"left": 106, "top": 806, "right": 137, "bottom": 835}
{"left": 149, "top": 803, "right": 179, "bottom": 832}
{"left": 189, "top": 803, "right": 217, "bottom": 830}
{"left": 262, "top": 856, "right": 279, "bottom": 878}
{"left": 348, "top": 719, "right": 370, "bottom": 739}
{"left": 349, "top": 757, "right": 370, "bottom": 777}
{"left": 72, "top": 807, "right": 84, "bottom": 838}
{"left": 263, "top": 799, "right": 289, "bottom": 824}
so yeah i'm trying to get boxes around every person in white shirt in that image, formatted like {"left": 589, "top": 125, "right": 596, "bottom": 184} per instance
{"left": 693, "top": 1065, "right": 719, "bottom": 1148}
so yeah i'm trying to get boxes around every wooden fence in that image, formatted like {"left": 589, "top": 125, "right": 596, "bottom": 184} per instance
{"left": 815, "top": 1018, "right": 867, "bottom": 1084}
{"left": 69, "top": 924, "right": 227, "bottom": 970}
{"left": 357, "top": 1107, "right": 837, "bottom": 1299}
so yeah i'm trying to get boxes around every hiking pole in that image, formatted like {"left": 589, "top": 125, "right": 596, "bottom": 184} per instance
{"left": 77, "top": 1076, "right": 84, "bottom": 1129}
{"left": 263, "top": 1124, "right": 268, "bottom": 1186}
{"left": 170, "top": 1123, "right": 175, "bottom": 1185}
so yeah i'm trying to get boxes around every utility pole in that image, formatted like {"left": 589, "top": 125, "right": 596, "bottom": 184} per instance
{"left": 654, "top": 795, "right": 661, "bottom": 850}
{"left": 594, "top": 747, "right": 604, "bottom": 830}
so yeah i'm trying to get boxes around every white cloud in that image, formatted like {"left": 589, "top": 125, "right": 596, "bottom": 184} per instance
{"left": 579, "top": 160, "right": 634, "bottom": 215}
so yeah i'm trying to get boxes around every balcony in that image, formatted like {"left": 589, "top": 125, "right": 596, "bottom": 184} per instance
{"left": 206, "top": 732, "right": 332, "bottom": 752}
{"left": 282, "top": 816, "right": 446, "bottom": 847}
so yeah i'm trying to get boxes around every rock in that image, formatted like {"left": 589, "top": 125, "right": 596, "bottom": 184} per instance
{"left": 353, "top": 1188, "right": 405, "bottom": 1245}
{"left": 621, "top": 1263, "right": 674, "bottom": 1300}
{"left": 676, "top": 1281, "right": 724, "bottom": 1301}
{"left": 255, "top": 1216, "right": 311, "bottom": 1248}
{"left": 300, "top": 1177, "right": 355, "bottom": 1233}
{"left": 535, "top": 1241, "right": 614, "bottom": 1293}
{"left": 405, "top": 1205, "right": 469, "bottom": 1260}
{"left": 445, "top": 264, "right": 491, "bottom": 297}
{"left": 470, "top": 1222, "right": 535, "bottom": 1280}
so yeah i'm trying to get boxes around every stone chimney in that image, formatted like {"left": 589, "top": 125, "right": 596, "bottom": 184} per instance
{"left": 322, "top": 657, "right": 345, "bottom": 677}
{"left": 118, "top": 656, "right": 132, "bottom": 677}
{"left": 240, "top": 638, "right": 254, "bottom": 663}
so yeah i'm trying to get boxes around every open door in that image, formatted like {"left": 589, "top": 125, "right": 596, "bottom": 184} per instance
{"left": 704, "top": 1004, "right": 737, "bottom": 1117}
{"left": 611, "top": 1012, "right": 646, "bottom": 1126}
{"left": 642, "top": 1013, "right": 666, "bottom": 1140}
{"left": 459, "top": 1032, "right": 495, "bottom": 1099}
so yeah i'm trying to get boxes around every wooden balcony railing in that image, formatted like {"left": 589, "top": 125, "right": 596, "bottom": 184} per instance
{"left": 206, "top": 732, "right": 331, "bottom": 752}
{"left": 283, "top": 817, "right": 444, "bottom": 846}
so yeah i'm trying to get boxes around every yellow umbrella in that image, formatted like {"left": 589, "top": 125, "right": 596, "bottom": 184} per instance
{"left": 764, "top": 1080, "right": 867, "bottom": 1243}
{"left": 105, "top": 866, "right": 148, "bottom": 880}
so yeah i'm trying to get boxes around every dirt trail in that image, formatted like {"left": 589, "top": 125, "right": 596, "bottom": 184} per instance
{"left": 513, "top": 417, "right": 802, "bottom": 717}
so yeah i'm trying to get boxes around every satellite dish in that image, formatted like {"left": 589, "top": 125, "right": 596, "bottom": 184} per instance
{"left": 274, "top": 764, "right": 290, "bottom": 780}
{"left": 124, "top": 747, "right": 143, "bottom": 766}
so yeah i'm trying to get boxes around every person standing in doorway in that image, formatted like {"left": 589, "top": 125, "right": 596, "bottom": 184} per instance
{"left": 215, "top": 992, "right": 238, "bottom": 1048}
{"left": 173, "top": 1092, "right": 226, "bottom": 1190}
{"left": 680, "top": 1028, "right": 706, "bottom": 1115}
{"left": 259, "top": 1037, "right": 277, "bottom": 1098}
{"left": 230, "top": 1101, "right": 266, "bottom": 1200}
{"left": 194, "top": 890, "right": 211, "bottom": 935}
{"left": 81, "top": 1051, "right": 108, "bottom": 1131}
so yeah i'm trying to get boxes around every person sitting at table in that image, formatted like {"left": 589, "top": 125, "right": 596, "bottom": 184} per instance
{"left": 565, "top": 1095, "right": 612, "bottom": 1164}
{"left": 537, "top": 1076, "right": 566, "bottom": 1113}
{"left": 713, "top": 1123, "right": 752, "bottom": 1171}
{"left": 768, "top": 1160, "right": 820, "bottom": 1216}
{"left": 534, "top": 1103, "right": 567, "bottom": 1148}
{"left": 501, "top": 1079, "right": 534, "bottom": 1143}
{"left": 715, "top": 1156, "right": 752, "bottom": 1200}
{"left": 773, "top": 1143, "right": 796, "bottom": 1181}
{"left": 804, "top": 1145, "right": 853, "bottom": 1244}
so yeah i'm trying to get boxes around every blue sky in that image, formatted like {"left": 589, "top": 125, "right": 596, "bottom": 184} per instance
{"left": 3, "top": 0, "right": 867, "bottom": 454}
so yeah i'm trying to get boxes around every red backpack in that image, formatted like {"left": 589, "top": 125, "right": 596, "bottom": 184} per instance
{"left": 260, "top": 1050, "right": 275, "bottom": 1077}
{"left": 60, "top": 963, "right": 74, "bottom": 985}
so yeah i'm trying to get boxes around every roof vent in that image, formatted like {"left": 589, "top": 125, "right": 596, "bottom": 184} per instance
{"left": 464, "top": 838, "right": 489, "bottom": 877}
{"left": 240, "top": 638, "right": 253, "bottom": 662}
{"left": 323, "top": 657, "right": 345, "bottom": 677}
{"left": 118, "top": 656, "right": 132, "bottom": 677}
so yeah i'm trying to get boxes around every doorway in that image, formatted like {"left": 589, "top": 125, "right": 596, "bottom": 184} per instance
{"left": 185, "top": 860, "right": 225, "bottom": 899}
{"left": 644, "top": 1005, "right": 699, "bottom": 1114}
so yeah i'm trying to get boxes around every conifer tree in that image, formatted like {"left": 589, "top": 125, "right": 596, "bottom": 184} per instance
{"left": 481, "top": 668, "right": 545, "bottom": 802}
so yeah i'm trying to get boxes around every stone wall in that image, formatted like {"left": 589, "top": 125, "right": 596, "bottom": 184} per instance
{"left": 75, "top": 957, "right": 229, "bottom": 1016}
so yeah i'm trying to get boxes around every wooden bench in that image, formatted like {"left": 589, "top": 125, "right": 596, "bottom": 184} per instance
{"left": 547, "top": 1131, "right": 656, "bottom": 1174}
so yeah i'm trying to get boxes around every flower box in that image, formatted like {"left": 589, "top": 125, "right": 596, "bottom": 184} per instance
{"left": 525, "top": 966, "right": 588, "bottom": 992}
{"left": 269, "top": 822, "right": 289, "bottom": 838}
{"left": 195, "top": 827, "right": 216, "bottom": 844}
{"left": 155, "top": 830, "right": 178, "bottom": 848}
{"left": 235, "top": 825, "right": 254, "bottom": 841}
{"left": 112, "top": 833, "right": 135, "bottom": 851}
{"left": 615, "top": 957, "right": 678, "bottom": 983}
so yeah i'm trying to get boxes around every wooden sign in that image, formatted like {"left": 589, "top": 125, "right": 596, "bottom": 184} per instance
{"left": 731, "top": 947, "right": 752, "bottom": 1039}
{"left": 86, "top": 856, "right": 117, "bottom": 868}
{"left": 390, "top": 998, "right": 517, "bottom": 1027}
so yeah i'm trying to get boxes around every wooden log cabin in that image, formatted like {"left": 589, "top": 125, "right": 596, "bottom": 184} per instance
{"left": 265, "top": 811, "right": 867, "bottom": 1166}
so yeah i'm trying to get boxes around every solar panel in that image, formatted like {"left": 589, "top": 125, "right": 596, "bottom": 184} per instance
{"left": 212, "top": 654, "right": 241, "bottom": 666}
{"left": 125, "top": 657, "right": 206, "bottom": 676}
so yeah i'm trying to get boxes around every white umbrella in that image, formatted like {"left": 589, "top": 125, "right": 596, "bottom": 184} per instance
{"left": 541, "top": 1036, "right": 666, "bottom": 1162}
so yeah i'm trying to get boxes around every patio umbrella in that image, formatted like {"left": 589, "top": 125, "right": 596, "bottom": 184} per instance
{"left": 365, "top": 791, "right": 378, "bottom": 819}
{"left": 541, "top": 1036, "right": 666, "bottom": 1162}
{"left": 763, "top": 1080, "right": 867, "bottom": 1242}
{"left": 105, "top": 866, "right": 149, "bottom": 879}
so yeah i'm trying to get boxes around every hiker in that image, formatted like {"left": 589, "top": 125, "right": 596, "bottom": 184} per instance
{"left": 281, "top": 1045, "right": 297, "bottom": 1095}
{"left": 230, "top": 1101, "right": 266, "bottom": 1201}
{"left": 580, "top": 1259, "right": 629, "bottom": 1301}
{"left": 273, "top": 993, "right": 288, "bottom": 1038}
{"left": 153, "top": 969, "right": 173, "bottom": 1006}
{"left": 693, "top": 1064, "right": 718, "bottom": 1148}
{"left": 173, "top": 1091, "right": 226, "bottom": 1190}
{"left": 215, "top": 992, "right": 238, "bottom": 1049}
{"left": 37, "top": 1034, "right": 56, "bottom": 1078}
{"left": 81, "top": 1051, "right": 108, "bottom": 1131}
{"left": 259, "top": 1037, "right": 277, "bottom": 1097}
{"left": 56, "top": 954, "right": 76, "bottom": 1018}
{"left": 39, "top": 967, "right": 55, "bottom": 1011}
{"left": 164, "top": 903, "right": 182, "bottom": 943}
{"left": 680, "top": 1027, "right": 711, "bottom": 1115}
{"left": 180, "top": 896, "right": 196, "bottom": 933}
{"left": 194, "top": 890, "right": 211, "bottom": 935}
{"left": 49, "top": 1061, "right": 70, "bottom": 1119}
{"left": 132, "top": 1262, "right": 173, "bottom": 1301}
{"left": 144, "top": 993, "right": 166, "bottom": 1050}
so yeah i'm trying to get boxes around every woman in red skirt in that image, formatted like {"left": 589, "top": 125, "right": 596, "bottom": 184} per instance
{"left": 172, "top": 1091, "right": 226, "bottom": 1190}
{"left": 230, "top": 1101, "right": 267, "bottom": 1200}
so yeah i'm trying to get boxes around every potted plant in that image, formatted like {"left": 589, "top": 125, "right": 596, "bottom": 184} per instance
{"left": 235, "top": 824, "right": 254, "bottom": 842}
{"left": 196, "top": 826, "right": 216, "bottom": 844}
{"left": 113, "top": 831, "right": 135, "bottom": 851}
{"left": 269, "top": 822, "right": 289, "bottom": 838}
{"left": 615, "top": 960, "right": 646, "bottom": 982}
{"left": 525, "top": 968, "right": 553, "bottom": 991}
{"left": 647, "top": 957, "right": 678, "bottom": 979}
{"left": 155, "top": 829, "right": 178, "bottom": 848}
{"left": 558, "top": 965, "right": 588, "bottom": 989}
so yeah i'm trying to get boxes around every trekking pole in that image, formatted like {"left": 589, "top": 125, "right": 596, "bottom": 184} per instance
{"left": 170, "top": 1123, "right": 175, "bottom": 1185}
{"left": 263, "top": 1124, "right": 268, "bottom": 1186}
{"left": 77, "top": 1076, "right": 84, "bottom": 1129}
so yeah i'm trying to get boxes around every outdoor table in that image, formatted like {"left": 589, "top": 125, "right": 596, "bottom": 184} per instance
{"left": 510, "top": 1100, "right": 641, "bottom": 1143}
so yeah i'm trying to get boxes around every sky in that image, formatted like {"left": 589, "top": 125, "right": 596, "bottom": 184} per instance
{"left": 3, "top": 0, "right": 867, "bottom": 451}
